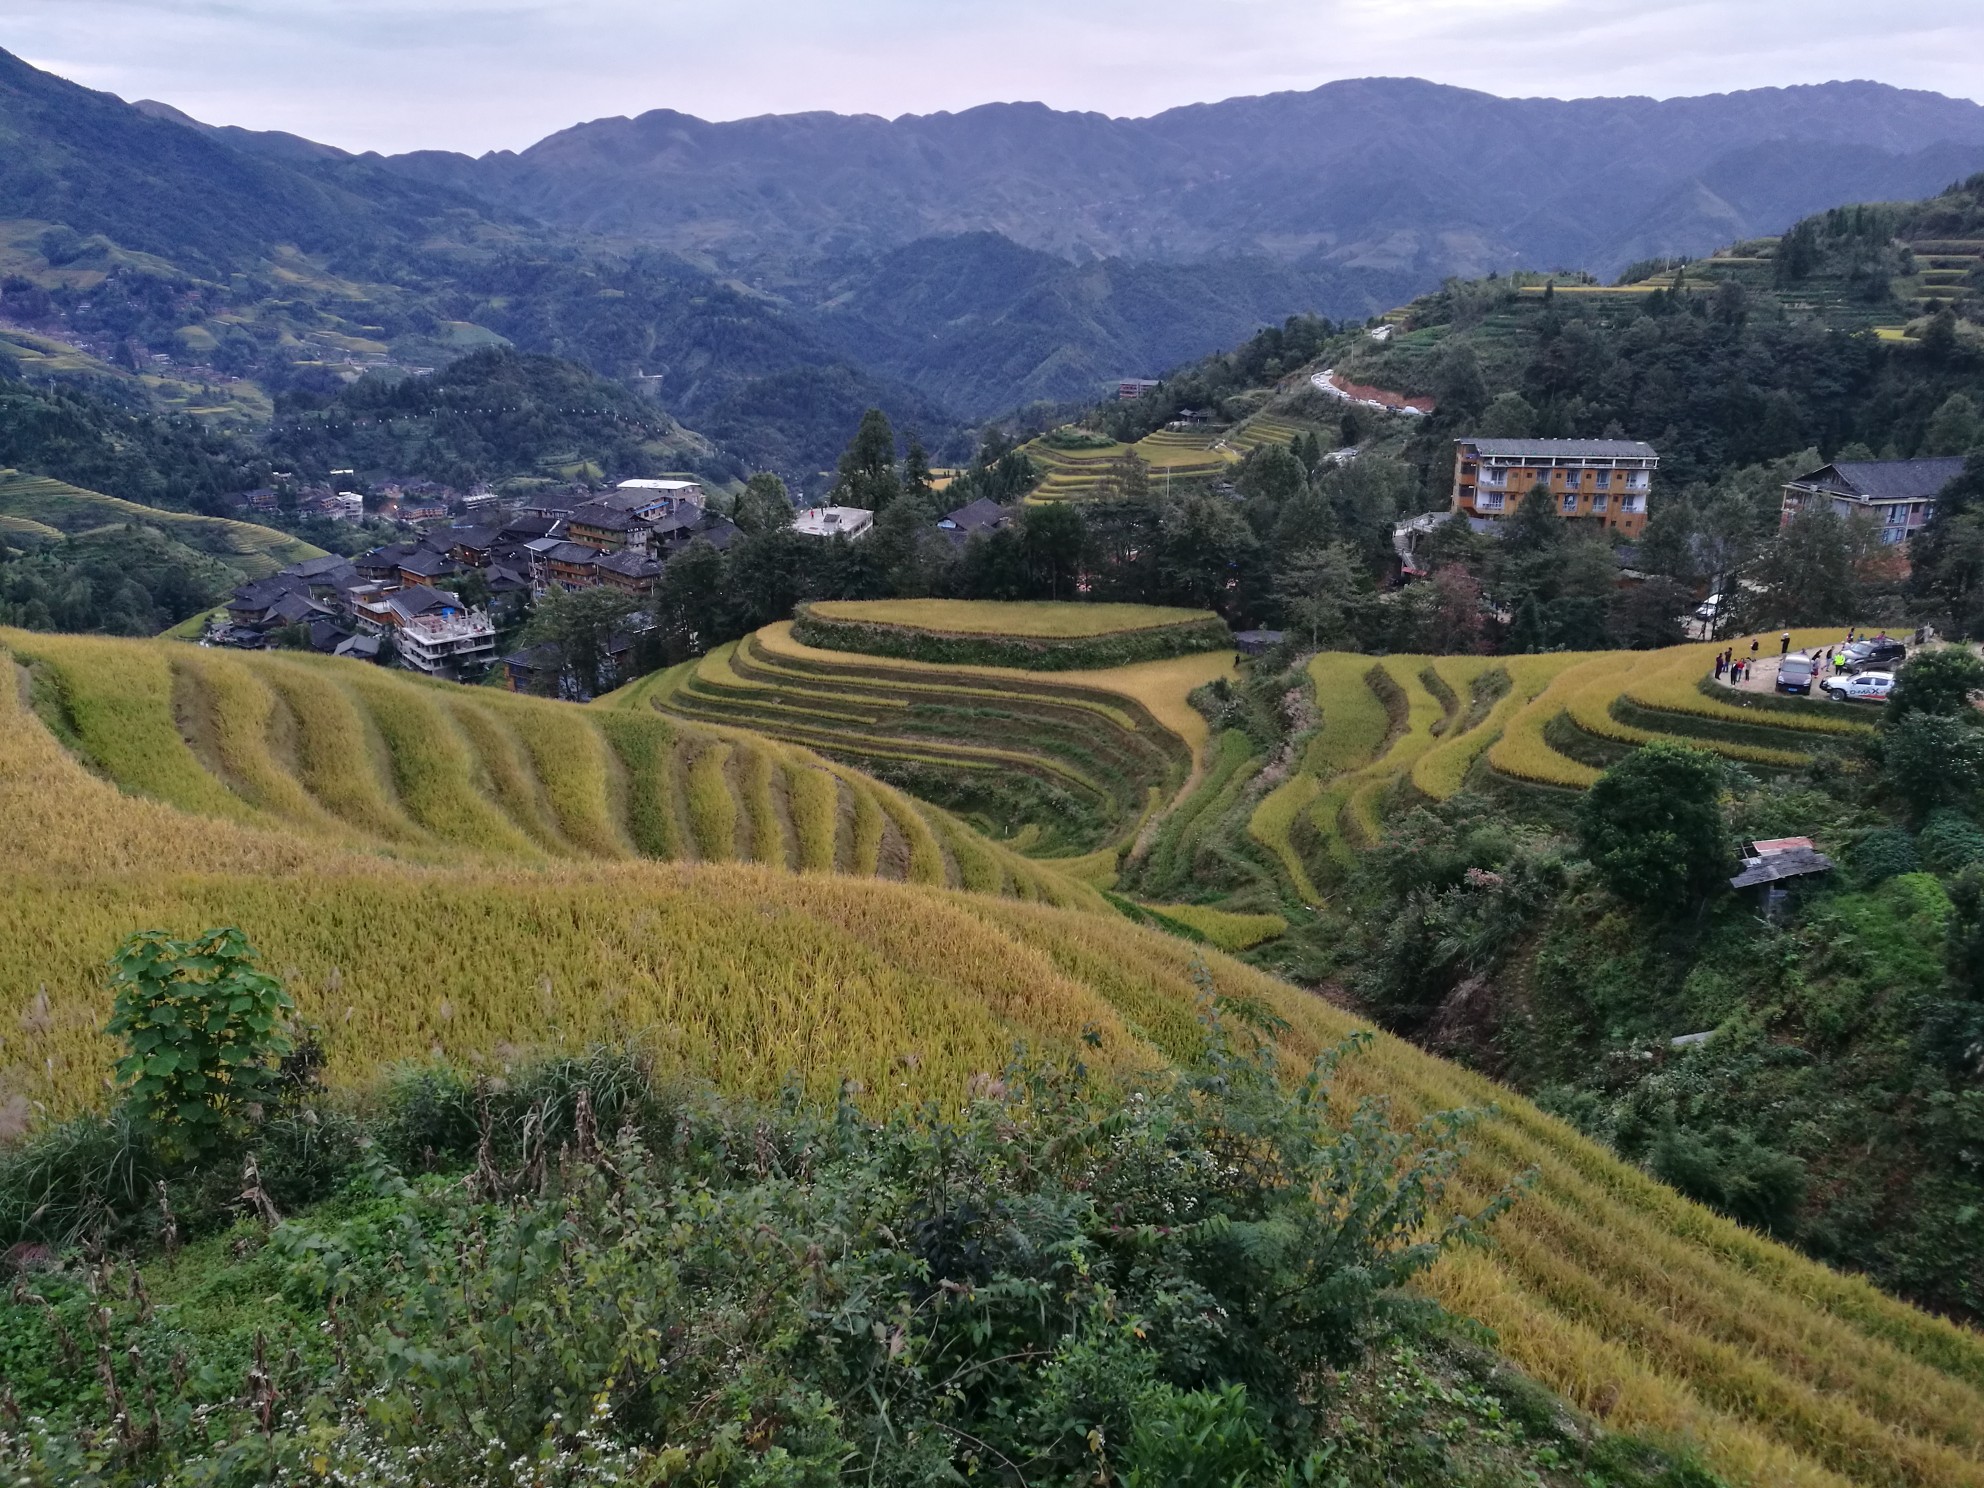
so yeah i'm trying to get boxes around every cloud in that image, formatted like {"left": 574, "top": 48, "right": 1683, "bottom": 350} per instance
{"left": 6, "top": 0, "right": 1981, "bottom": 154}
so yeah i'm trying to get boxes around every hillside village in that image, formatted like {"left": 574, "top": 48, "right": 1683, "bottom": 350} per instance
{"left": 5, "top": 34, "right": 1984, "bottom": 1488}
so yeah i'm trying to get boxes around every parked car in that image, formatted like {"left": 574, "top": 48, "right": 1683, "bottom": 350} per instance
{"left": 1694, "top": 592, "right": 1725, "bottom": 621}
{"left": 1822, "top": 670, "right": 1894, "bottom": 703}
{"left": 1776, "top": 653, "right": 1816, "bottom": 694}
{"left": 1841, "top": 637, "right": 1907, "bottom": 673}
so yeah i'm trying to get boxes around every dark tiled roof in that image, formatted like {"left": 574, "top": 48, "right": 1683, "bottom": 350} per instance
{"left": 398, "top": 549, "right": 461, "bottom": 578}
{"left": 568, "top": 503, "right": 639, "bottom": 531}
{"left": 357, "top": 543, "right": 418, "bottom": 571}
{"left": 1461, "top": 438, "right": 1658, "bottom": 459}
{"left": 306, "top": 618, "right": 351, "bottom": 653}
{"left": 500, "top": 514, "right": 559, "bottom": 541}
{"left": 292, "top": 554, "right": 358, "bottom": 580}
{"left": 505, "top": 641, "right": 563, "bottom": 671}
{"left": 263, "top": 592, "right": 332, "bottom": 626}
{"left": 231, "top": 574, "right": 306, "bottom": 608}
{"left": 695, "top": 514, "right": 740, "bottom": 551}
{"left": 388, "top": 586, "right": 458, "bottom": 622}
{"left": 940, "top": 497, "right": 1010, "bottom": 532}
{"left": 595, "top": 549, "right": 662, "bottom": 579}
{"left": 1793, "top": 457, "right": 1967, "bottom": 502}
{"left": 543, "top": 542, "right": 601, "bottom": 566}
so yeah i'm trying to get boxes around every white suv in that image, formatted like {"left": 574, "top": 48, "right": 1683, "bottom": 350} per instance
{"left": 1822, "top": 670, "right": 1893, "bottom": 703}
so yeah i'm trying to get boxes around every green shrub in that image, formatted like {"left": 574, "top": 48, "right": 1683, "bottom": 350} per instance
{"left": 1, "top": 1010, "right": 1517, "bottom": 1486}
{"left": 1851, "top": 825, "right": 1921, "bottom": 886}
{"left": 1917, "top": 809, "right": 1984, "bottom": 873}
{"left": 104, "top": 927, "right": 295, "bottom": 1162}
{"left": 1576, "top": 742, "right": 1731, "bottom": 911}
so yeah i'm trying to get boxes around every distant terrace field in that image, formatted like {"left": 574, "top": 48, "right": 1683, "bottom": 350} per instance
{"left": 0, "top": 469, "right": 323, "bottom": 581}
{"left": 623, "top": 619, "right": 1226, "bottom": 861}
{"left": 792, "top": 598, "right": 1232, "bottom": 670}
{"left": 806, "top": 599, "right": 1204, "bottom": 636}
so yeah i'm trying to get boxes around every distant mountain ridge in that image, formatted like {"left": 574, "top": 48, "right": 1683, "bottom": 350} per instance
{"left": 380, "top": 78, "right": 1984, "bottom": 280}
{"left": 8, "top": 47, "right": 1984, "bottom": 448}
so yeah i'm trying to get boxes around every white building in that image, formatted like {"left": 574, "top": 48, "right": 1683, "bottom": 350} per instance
{"left": 396, "top": 608, "right": 498, "bottom": 677}
{"left": 792, "top": 506, "right": 875, "bottom": 539}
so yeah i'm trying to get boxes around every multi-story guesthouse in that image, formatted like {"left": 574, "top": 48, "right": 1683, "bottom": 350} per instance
{"left": 1778, "top": 456, "right": 1966, "bottom": 547}
{"left": 1450, "top": 437, "right": 1659, "bottom": 537}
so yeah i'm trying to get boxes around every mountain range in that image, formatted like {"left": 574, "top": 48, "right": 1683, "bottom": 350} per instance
{"left": 7, "top": 48, "right": 1984, "bottom": 453}
{"left": 378, "top": 78, "right": 1984, "bottom": 282}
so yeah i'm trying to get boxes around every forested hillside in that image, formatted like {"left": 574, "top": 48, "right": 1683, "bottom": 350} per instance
{"left": 384, "top": 79, "right": 1984, "bottom": 282}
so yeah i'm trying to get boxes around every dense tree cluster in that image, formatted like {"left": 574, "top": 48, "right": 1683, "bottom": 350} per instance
{"left": 268, "top": 347, "right": 691, "bottom": 489}
{"left": 0, "top": 524, "right": 235, "bottom": 634}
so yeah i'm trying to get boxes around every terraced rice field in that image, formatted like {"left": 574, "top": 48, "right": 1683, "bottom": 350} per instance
{"left": 2, "top": 626, "right": 1982, "bottom": 1488}
{"left": 1021, "top": 409, "right": 1332, "bottom": 502}
{"left": 805, "top": 599, "right": 1210, "bottom": 637}
{"left": 2, "top": 629, "right": 1089, "bottom": 906}
{"left": 623, "top": 621, "right": 1222, "bottom": 859}
{"left": 0, "top": 470, "right": 323, "bottom": 582}
{"left": 1236, "top": 634, "right": 1872, "bottom": 902}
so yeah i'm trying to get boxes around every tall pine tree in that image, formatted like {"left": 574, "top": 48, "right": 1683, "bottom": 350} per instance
{"left": 835, "top": 409, "right": 902, "bottom": 513}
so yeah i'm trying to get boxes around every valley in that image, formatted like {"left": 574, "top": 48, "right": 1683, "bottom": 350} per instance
{"left": 2, "top": 28, "right": 1984, "bottom": 1488}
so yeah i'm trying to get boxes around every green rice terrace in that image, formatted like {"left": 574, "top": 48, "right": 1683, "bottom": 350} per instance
{"left": 612, "top": 616, "right": 1223, "bottom": 865}
{"left": 791, "top": 597, "right": 1233, "bottom": 668}
{"left": 0, "top": 469, "right": 323, "bottom": 580}
{"left": 1021, "top": 408, "right": 1333, "bottom": 500}
{"left": 618, "top": 609, "right": 1878, "bottom": 956}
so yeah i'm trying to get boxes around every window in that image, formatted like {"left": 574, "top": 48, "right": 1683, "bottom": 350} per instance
{"left": 1592, "top": 494, "right": 1609, "bottom": 513}
{"left": 1475, "top": 492, "right": 1505, "bottom": 512}
{"left": 1620, "top": 495, "right": 1646, "bottom": 514}
{"left": 1595, "top": 470, "right": 1612, "bottom": 488}
{"left": 1561, "top": 494, "right": 1578, "bottom": 514}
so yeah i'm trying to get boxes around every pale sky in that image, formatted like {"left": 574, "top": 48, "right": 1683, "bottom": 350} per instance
{"left": 6, "top": 0, "right": 1982, "bottom": 156}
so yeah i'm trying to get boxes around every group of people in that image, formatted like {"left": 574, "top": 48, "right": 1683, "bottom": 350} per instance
{"left": 1715, "top": 626, "right": 1911, "bottom": 689}
{"left": 1714, "top": 639, "right": 1763, "bottom": 685}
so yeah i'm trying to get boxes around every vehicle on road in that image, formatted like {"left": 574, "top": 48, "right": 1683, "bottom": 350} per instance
{"left": 1822, "top": 670, "right": 1894, "bottom": 703}
{"left": 1694, "top": 592, "right": 1725, "bottom": 621}
{"left": 1776, "top": 653, "right": 1816, "bottom": 694}
{"left": 1841, "top": 637, "right": 1907, "bottom": 673}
